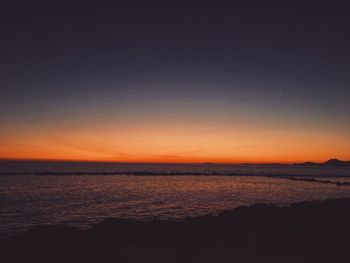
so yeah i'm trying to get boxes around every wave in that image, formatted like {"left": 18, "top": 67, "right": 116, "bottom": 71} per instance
{"left": 1, "top": 171, "right": 350, "bottom": 186}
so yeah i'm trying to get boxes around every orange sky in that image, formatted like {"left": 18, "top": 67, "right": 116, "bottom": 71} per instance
{"left": 2, "top": 1, "right": 350, "bottom": 165}
{"left": 1, "top": 118, "right": 349, "bottom": 163}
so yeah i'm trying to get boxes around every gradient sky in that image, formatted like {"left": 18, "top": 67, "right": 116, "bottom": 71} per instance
{"left": 1, "top": 1, "right": 350, "bottom": 163}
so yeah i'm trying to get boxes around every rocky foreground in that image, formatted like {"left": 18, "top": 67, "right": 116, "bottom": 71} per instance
{"left": 1, "top": 198, "right": 350, "bottom": 263}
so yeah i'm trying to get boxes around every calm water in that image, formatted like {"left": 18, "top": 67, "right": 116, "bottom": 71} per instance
{"left": 0, "top": 161, "right": 350, "bottom": 238}
{"left": 2, "top": 161, "right": 350, "bottom": 176}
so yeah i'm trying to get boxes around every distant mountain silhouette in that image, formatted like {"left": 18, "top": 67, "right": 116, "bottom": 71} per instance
{"left": 323, "top": 159, "right": 350, "bottom": 166}
{"left": 296, "top": 159, "right": 350, "bottom": 166}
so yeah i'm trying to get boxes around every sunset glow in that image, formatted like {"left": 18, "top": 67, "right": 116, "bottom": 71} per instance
{"left": 1, "top": 2, "right": 350, "bottom": 164}
{"left": 2, "top": 3, "right": 350, "bottom": 263}
{"left": 1, "top": 117, "right": 349, "bottom": 163}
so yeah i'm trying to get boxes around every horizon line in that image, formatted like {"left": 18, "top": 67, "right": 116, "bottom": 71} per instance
{"left": 0, "top": 157, "right": 345, "bottom": 165}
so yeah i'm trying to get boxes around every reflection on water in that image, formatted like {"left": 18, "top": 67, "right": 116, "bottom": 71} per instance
{"left": 1, "top": 161, "right": 350, "bottom": 177}
{"left": 0, "top": 174, "right": 349, "bottom": 237}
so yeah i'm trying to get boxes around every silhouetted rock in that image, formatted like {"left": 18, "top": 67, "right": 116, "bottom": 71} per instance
{"left": 323, "top": 159, "right": 350, "bottom": 166}
{"left": 296, "top": 158, "right": 350, "bottom": 166}
{"left": 1, "top": 198, "right": 350, "bottom": 263}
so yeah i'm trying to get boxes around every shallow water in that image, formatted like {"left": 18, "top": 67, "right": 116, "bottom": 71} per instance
{"left": 1, "top": 161, "right": 350, "bottom": 176}
{"left": 1, "top": 163, "right": 350, "bottom": 238}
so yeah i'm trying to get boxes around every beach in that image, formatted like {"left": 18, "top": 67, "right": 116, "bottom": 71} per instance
{"left": 1, "top": 198, "right": 349, "bottom": 263}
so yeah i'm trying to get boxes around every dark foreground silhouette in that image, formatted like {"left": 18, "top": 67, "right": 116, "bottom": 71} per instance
{"left": 296, "top": 158, "right": 350, "bottom": 166}
{"left": 1, "top": 198, "right": 350, "bottom": 263}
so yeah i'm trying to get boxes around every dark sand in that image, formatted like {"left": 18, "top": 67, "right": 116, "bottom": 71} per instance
{"left": 1, "top": 198, "right": 350, "bottom": 263}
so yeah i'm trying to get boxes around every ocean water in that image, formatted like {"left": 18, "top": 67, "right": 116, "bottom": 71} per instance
{"left": 0, "top": 161, "right": 350, "bottom": 238}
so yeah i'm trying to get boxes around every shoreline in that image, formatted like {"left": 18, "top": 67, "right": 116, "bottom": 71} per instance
{"left": 1, "top": 198, "right": 350, "bottom": 262}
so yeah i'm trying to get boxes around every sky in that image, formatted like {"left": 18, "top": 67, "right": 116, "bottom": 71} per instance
{"left": 1, "top": 1, "right": 350, "bottom": 163}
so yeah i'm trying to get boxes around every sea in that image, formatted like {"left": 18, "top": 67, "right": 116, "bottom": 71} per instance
{"left": 1, "top": 161, "right": 350, "bottom": 238}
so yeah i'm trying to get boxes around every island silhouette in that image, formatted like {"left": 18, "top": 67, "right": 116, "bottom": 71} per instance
{"left": 295, "top": 158, "right": 350, "bottom": 166}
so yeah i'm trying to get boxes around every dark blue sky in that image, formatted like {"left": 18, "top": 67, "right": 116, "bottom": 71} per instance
{"left": 1, "top": 1, "right": 350, "bottom": 162}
